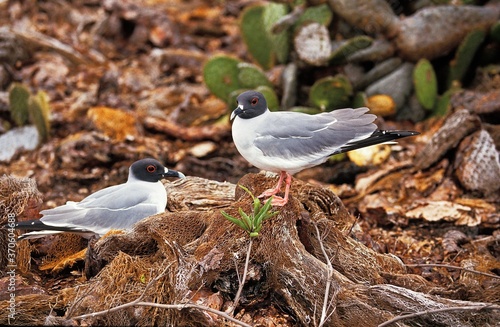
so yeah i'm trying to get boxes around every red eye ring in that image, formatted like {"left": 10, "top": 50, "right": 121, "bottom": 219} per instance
{"left": 146, "top": 165, "right": 156, "bottom": 173}
{"left": 251, "top": 97, "right": 259, "bottom": 105}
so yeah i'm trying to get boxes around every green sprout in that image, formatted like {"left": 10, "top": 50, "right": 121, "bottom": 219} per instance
{"left": 221, "top": 185, "right": 278, "bottom": 237}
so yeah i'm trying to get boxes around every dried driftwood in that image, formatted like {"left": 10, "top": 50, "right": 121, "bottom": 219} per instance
{"left": 44, "top": 174, "right": 498, "bottom": 326}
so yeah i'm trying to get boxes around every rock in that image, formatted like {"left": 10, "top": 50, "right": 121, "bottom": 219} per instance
{"left": 0, "top": 126, "right": 39, "bottom": 162}
{"left": 455, "top": 130, "right": 500, "bottom": 195}
{"left": 396, "top": 93, "right": 426, "bottom": 123}
{"left": 352, "top": 57, "right": 402, "bottom": 91}
{"left": 366, "top": 62, "right": 414, "bottom": 110}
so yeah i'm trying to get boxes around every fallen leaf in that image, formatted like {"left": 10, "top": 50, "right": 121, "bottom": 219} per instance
{"left": 87, "top": 106, "right": 139, "bottom": 141}
{"left": 406, "top": 200, "right": 480, "bottom": 226}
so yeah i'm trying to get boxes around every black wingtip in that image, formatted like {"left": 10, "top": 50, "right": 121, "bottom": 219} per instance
{"left": 338, "top": 129, "right": 419, "bottom": 154}
{"left": 14, "top": 220, "right": 72, "bottom": 232}
{"left": 376, "top": 130, "right": 420, "bottom": 136}
{"left": 13, "top": 219, "right": 47, "bottom": 231}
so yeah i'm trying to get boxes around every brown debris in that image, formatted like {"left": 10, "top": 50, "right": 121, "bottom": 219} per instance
{"left": 415, "top": 110, "right": 481, "bottom": 170}
{"left": 143, "top": 116, "right": 231, "bottom": 142}
{"left": 0, "top": 175, "right": 42, "bottom": 272}
{"left": 100, "top": 0, "right": 180, "bottom": 49}
{"left": 87, "top": 106, "right": 140, "bottom": 141}
{"left": 405, "top": 200, "right": 478, "bottom": 226}
{"left": 0, "top": 175, "right": 43, "bottom": 224}
{"left": 451, "top": 89, "right": 500, "bottom": 115}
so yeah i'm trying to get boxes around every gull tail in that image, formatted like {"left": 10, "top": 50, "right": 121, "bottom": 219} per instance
{"left": 338, "top": 130, "right": 419, "bottom": 154}
{"left": 14, "top": 220, "right": 90, "bottom": 240}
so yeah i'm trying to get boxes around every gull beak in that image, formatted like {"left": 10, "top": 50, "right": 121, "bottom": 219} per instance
{"left": 230, "top": 105, "right": 243, "bottom": 120}
{"left": 162, "top": 168, "right": 185, "bottom": 179}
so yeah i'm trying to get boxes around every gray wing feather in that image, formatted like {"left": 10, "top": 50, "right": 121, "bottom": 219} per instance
{"left": 40, "top": 202, "right": 158, "bottom": 235}
{"left": 254, "top": 108, "right": 377, "bottom": 159}
{"left": 39, "top": 183, "right": 157, "bottom": 234}
{"left": 77, "top": 184, "right": 149, "bottom": 209}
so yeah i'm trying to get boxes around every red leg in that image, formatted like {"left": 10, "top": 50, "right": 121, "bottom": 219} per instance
{"left": 270, "top": 173, "right": 292, "bottom": 206}
{"left": 258, "top": 171, "right": 287, "bottom": 198}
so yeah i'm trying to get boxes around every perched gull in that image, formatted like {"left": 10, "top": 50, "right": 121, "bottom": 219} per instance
{"left": 231, "top": 90, "right": 419, "bottom": 206}
{"left": 15, "top": 158, "right": 185, "bottom": 240}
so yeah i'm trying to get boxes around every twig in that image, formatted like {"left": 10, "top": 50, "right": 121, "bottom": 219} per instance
{"left": 73, "top": 301, "right": 251, "bottom": 327}
{"left": 169, "top": 91, "right": 193, "bottom": 122}
{"left": 313, "top": 222, "right": 335, "bottom": 327}
{"left": 137, "top": 302, "right": 252, "bottom": 327}
{"left": 72, "top": 263, "right": 172, "bottom": 320}
{"left": 378, "top": 304, "right": 500, "bottom": 327}
{"left": 74, "top": 301, "right": 251, "bottom": 327}
{"left": 345, "top": 214, "right": 360, "bottom": 237}
{"left": 12, "top": 27, "right": 93, "bottom": 64}
{"left": 406, "top": 263, "right": 500, "bottom": 279}
{"left": 143, "top": 116, "right": 230, "bottom": 142}
{"left": 226, "top": 238, "right": 254, "bottom": 315}
{"left": 71, "top": 262, "right": 252, "bottom": 327}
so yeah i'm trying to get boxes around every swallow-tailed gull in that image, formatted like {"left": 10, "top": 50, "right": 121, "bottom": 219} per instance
{"left": 15, "top": 158, "right": 185, "bottom": 239}
{"left": 231, "top": 90, "right": 419, "bottom": 206}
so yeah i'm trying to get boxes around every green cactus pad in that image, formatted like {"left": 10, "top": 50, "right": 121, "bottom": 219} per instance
{"left": 228, "top": 86, "right": 279, "bottom": 112}
{"left": 9, "top": 83, "right": 31, "bottom": 126}
{"left": 446, "top": 29, "right": 486, "bottom": 88}
{"left": 352, "top": 92, "right": 368, "bottom": 108}
{"left": 264, "top": 3, "right": 290, "bottom": 65}
{"left": 240, "top": 3, "right": 289, "bottom": 70}
{"left": 490, "top": 21, "right": 500, "bottom": 42}
{"left": 228, "top": 89, "right": 248, "bottom": 110}
{"left": 28, "top": 91, "right": 51, "bottom": 142}
{"left": 237, "top": 62, "right": 273, "bottom": 89}
{"left": 203, "top": 55, "right": 243, "bottom": 101}
{"left": 433, "top": 87, "right": 460, "bottom": 117}
{"left": 309, "top": 75, "right": 353, "bottom": 111}
{"left": 255, "top": 85, "right": 279, "bottom": 111}
{"left": 295, "top": 4, "right": 333, "bottom": 32}
{"left": 413, "top": 58, "right": 437, "bottom": 111}
{"left": 330, "top": 36, "right": 373, "bottom": 64}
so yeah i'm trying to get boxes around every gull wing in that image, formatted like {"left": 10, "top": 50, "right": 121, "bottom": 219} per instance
{"left": 253, "top": 108, "right": 377, "bottom": 159}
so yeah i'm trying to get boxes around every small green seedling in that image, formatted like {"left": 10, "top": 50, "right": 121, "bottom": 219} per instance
{"left": 221, "top": 185, "right": 278, "bottom": 237}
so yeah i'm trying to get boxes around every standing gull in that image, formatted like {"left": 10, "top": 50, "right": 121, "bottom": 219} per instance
{"left": 15, "top": 158, "right": 185, "bottom": 240}
{"left": 231, "top": 90, "right": 419, "bottom": 206}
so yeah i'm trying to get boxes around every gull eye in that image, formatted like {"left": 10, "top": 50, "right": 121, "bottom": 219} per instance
{"left": 251, "top": 97, "right": 259, "bottom": 106}
{"left": 146, "top": 165, "right": 156, "bottom": 173}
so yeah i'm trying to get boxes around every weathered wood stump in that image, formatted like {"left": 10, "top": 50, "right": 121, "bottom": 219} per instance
{"left": 65, "top": 173, "right": 498, "bottom": 326}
